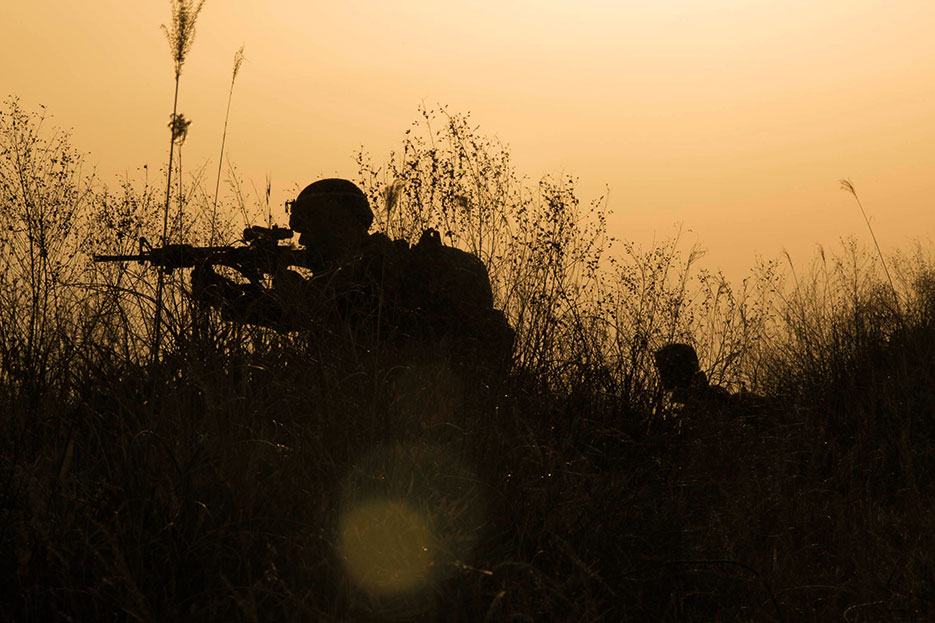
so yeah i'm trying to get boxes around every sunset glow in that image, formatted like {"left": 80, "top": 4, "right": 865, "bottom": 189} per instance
{"left": 5, "top": 3, "right": 935, "bottom": 619}
{"left": 3, "top": 1, "right": 932, "bottom": 279}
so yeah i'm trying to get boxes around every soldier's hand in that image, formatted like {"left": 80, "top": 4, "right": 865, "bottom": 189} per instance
{"left": 191, "top": 263, "right": 225, "bottom": 295}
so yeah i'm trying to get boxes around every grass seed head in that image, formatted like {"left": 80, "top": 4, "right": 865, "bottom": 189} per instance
{"left": 162, "top": 0, "right": 207, "bottom": 77}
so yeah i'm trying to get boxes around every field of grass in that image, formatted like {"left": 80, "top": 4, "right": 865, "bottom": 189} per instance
{"left": 2, "top": 86, "right": 934, "bottom": 622}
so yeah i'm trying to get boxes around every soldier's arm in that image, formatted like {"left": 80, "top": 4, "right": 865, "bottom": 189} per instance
{"left": 191, "top": 263, "right": 276, "bottom": 324}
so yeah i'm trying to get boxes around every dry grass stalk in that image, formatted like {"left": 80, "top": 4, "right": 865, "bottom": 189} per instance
{"left": 154, "top": 0, "right": 206, "bottom": 364}
{"left": 212, "top": 44, "right": 245, "bottom": 243}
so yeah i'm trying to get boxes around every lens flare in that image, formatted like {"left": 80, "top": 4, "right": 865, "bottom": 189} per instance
{"left": 335, "top": 442, "right": 486, "bottom": 605}
{"left": 337, "top": 498, "right": 436, "bottom": 595}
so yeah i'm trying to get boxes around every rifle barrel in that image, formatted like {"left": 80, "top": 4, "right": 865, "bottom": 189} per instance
{"left": 92, "top": 243, "right": 307, "bottom": 270}
{"left": 93, "top": 254, "right": 147, "bottom": 262}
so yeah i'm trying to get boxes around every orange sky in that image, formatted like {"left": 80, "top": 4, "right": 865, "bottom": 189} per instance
{"left": 3, "top": 1, "right": 933, "bottom": 282}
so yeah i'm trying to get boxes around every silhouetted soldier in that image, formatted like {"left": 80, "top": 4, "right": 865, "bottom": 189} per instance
{"left": 654, "top": 343, "right": 731, "bottom": 408}
{"left": 654, "top": 342, "right": 775, "bottom": 436}
{"left": 192, "top": 178, "right": 513, "bottom": 371}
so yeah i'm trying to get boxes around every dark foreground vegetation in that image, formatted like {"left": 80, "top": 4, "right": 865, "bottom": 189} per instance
{"left": 2, "top": 98, "right": 934, "bottom": 622}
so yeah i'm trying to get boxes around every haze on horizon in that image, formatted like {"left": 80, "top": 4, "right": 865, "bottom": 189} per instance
{"left": 3, "top": 0, "right": 933, "bottom": 282}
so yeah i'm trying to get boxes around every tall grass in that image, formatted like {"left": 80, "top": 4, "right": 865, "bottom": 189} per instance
{"left": 2, "top": 94, "right": 934, "bottom": 621}
{"left": 841, "top": 178, "right": 899, "bottom": 312}
{"left": 154, "top": 0, "right": 206, "bottom": 364}
{"left": 212, "top": 45, "right": 245, "bottom": 244}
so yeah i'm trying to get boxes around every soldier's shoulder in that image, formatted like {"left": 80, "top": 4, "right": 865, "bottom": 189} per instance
{"left": 360, "top": 232, "right": 411, "bottom": 265}
{"left": 364, "top": 231, "right": 408, "bottom": 251}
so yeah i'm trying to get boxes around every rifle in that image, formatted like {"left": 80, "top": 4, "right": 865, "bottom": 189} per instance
{"left": 93, "top": 225, "right": 305, "bottom": 278}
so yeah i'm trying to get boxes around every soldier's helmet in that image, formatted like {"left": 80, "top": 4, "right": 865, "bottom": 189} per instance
{"left": 654, "top": 343, "right": 701, "bottom": 391}
{"left": 289, "top": 179, "right": 373, "bottom": 263}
